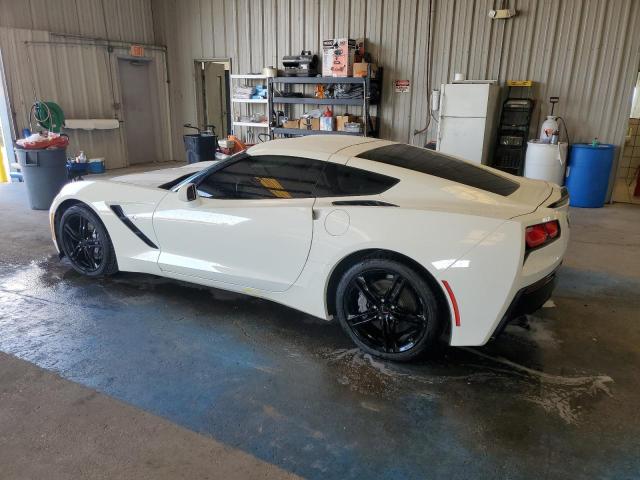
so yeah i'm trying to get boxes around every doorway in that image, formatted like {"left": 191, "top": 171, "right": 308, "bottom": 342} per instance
{"left": 194, "top": 59, "right": 231, "bottom": 137}
{"left": 0, "top": 49, "right": 14, "bottom": 182}
{"left": 118, "top": 58, "right": 160, "bottom": 165}
{"left": 613, "top": 71, "right": 640, "bottom": 204}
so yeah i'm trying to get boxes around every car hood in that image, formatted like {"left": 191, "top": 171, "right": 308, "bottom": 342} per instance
{"left": 109, "top": 161, "right": 217, "bottom": 188}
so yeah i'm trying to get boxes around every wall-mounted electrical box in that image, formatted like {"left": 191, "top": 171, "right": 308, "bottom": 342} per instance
{"left": 489, "top": 8, "right": 516, "bottom": 19}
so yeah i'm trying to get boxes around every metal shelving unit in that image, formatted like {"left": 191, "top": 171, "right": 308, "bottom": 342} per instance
{"left": 272, "top": 128, "right": 362, "bottom": 136}
{"left": 268, "top": 71, "right": 381, "bottom": 138}
{"left": 230, "top": 74, "right": 271, "bottom": 140}
{"left": 272, "top": 97, "right": 364, "bottom": 106}
{"left": 233, "top": 121, "right": 269, "bottom": 128}
{"left": 231, "top": 98, "right": 268, "bottom": 104}
{"left": 492, "top": 83, "right": 535, "bottom": 176}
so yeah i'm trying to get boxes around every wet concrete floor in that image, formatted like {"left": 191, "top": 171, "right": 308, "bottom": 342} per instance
{"left": 0, "top": 182, "right": 639, "bottom": 479}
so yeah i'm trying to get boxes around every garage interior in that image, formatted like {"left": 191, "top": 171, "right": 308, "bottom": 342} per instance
{"left": 0, "top": 1, "right": 639, "bottom": 479}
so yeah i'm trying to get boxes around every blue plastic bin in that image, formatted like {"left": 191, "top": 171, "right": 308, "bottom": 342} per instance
{"left": 565, "top": 144, "right": 615, "bottom": 208}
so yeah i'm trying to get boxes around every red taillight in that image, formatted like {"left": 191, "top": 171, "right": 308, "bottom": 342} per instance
{"left": 544, "top": 221, "right": 559, "bottom": 238}
{"left": 525, "top": 220, "right": 560, "bottom": 250}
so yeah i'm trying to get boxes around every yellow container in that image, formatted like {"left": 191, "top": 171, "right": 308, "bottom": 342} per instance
{"left": 0, "top": 147, "right": 9, "bottom": 183}
{"left": 506, "top": 80, "right": 533, "bottom": 87}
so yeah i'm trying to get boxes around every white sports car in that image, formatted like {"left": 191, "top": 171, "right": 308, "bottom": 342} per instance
{"left": 50, "top": 136, "right": 569, "bottom": 361}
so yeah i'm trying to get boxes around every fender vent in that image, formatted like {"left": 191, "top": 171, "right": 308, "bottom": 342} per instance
{"left": 110, "top": 205, "right": 158, "bottom": 249}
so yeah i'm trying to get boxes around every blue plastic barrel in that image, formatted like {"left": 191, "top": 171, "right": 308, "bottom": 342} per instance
{"left": 565, "top": 144, "right": 615, "bottom": 208}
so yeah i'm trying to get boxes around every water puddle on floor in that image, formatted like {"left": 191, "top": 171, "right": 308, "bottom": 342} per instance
{"left": 321, "top": 345, "right": 613, "bottom": 425}
{"left": 0, "top": 256, "right": 616, "bottom": 430}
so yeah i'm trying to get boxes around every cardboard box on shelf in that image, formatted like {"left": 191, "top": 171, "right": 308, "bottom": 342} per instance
{"left": 322, "top": 38, "right": 356, "bottom": 77}
{"left": 321, "top": 40, "right": 333, "bottom": 77}
{"left": 343, "top": 122, "right": 363, "bottom": 134}
{"left": 300, "top": 117, "right": 320, "bottom": 130}
{"left": 336, "top": 115, "right": 358, "bottom": 131}
{"left": 353, "top": 62, "right": 377, "bottom": 78}
{"left": 283, "top": 119, "right": 300, "bottom": 129}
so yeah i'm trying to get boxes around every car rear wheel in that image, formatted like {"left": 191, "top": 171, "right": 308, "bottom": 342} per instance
{"left": 58, "top": 204, "right": 118, "bottom": 277}
{"left": 336, "top": 258, "right": 441, "bottom": 362}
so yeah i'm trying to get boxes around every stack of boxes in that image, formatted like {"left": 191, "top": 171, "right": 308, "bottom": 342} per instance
{"left": 281, "top": 114, "right": 361, "bottom": 132}
{"left": 321, "top": 38, "right": 374, "bottom": 78}
{"left": 282, "top": 37, "right": 375, "bottom": 133}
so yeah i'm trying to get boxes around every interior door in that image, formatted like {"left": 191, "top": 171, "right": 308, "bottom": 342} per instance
{"left": 118, "top": 59, "right": 159, "bottom": 165}
{"left": 152, "top": 155, "right": 325, "bottom": 292}
{"left": 203, "top": 62, "right": 228, "bottom": 135}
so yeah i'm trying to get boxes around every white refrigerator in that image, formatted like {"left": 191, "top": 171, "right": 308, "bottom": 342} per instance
{"left": 436, "top": 82, "right": 501, "bottom": 165}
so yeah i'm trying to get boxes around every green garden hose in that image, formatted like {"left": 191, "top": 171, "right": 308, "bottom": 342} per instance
{"left": 30, "top": 101, "right": 65, "bottom": 133}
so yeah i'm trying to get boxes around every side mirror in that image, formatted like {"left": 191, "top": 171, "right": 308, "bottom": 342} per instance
{"left": 177, "top": 183, "right": 198, "bottom": 202}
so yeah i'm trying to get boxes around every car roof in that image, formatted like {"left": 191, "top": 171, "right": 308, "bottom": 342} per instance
{"left": 247, "top": 135, "right": 382, "bottom": 158}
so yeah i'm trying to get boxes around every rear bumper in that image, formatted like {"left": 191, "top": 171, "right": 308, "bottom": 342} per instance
{"left": 491, "top": 268, "right": 558, "bottom": 338}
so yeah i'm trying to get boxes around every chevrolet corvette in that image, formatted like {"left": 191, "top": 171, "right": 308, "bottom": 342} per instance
{"left": 50, "top": 136, "right": 569, "bottom": 361}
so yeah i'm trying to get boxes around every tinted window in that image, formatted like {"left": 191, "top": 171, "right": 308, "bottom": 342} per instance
{"left": 314, "top": 163, "right": 399, "bottom": 197}
{"left": 197, "top": 155, "right": 324, "bottom": 199}
{"left": 357, "top": 144, "right": 519, "bottom": 196}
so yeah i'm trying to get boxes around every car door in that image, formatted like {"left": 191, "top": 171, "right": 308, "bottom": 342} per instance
{"left": 152, "top": 155, "right": 325, "bottom": 292}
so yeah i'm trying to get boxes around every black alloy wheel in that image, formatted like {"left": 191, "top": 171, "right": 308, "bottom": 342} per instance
{"left": 336, "top": 258, "right": 441, "bottom": 361}
{"left": 58, "top": 204, "right": 118, "bottom": 276}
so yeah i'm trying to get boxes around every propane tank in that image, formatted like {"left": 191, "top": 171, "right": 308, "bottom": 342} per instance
{"left": 539, "top": 116, "right": 559, "bottom": 144}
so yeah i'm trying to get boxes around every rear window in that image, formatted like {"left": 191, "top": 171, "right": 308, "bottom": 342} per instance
{"left": 357, "top": 144, "right": 519, "bottom": 196}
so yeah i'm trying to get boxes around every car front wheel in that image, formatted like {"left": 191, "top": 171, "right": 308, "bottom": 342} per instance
{"left": 336, "top": 258, "right": 441, "bottom": 362}
{"left": 57, "top": 204, "right": 118, "bottom": 277}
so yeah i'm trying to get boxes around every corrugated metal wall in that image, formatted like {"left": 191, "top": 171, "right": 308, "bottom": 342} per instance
{"left": 153, "top": 0, "right": 640, "bottom": 175}
{"left": 0, "top": 0, "right": 171, "bottom": 169}
{"left": 0, "top": 0, "right": 155, "bottom": 43}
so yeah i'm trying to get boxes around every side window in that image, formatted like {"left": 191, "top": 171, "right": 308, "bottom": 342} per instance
{"left": 196, "top": 155, "right": 324, "bottom": 200}
{"left": 314, "top": 163, "right": 399, "bottom": 197}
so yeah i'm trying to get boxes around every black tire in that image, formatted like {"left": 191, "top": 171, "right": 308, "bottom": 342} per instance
{"left": 57, "top": 204, "right": 118, "bottom": 277}
{"left": 335, "top": 258, "right": 441, "bottom": 362}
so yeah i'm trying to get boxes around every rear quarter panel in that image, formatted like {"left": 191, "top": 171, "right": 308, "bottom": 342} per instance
{"left": 281, "top": 201, "right": 515, "bottom": 331}
{"left": 443, "top": 208, "right": 568, "bottom": 346}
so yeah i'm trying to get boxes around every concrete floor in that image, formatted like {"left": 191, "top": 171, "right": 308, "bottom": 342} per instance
{"left": 0, "top": 180, "right": 639, "bottom": 479}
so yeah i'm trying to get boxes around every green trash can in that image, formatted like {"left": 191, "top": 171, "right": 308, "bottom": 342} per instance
{"left": 16, "top": 147, "right": 68, "bottom": 210}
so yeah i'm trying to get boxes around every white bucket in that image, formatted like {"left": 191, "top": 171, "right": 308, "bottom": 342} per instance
{"left": 524, "top": 140, "right": 568, "bottom": 186}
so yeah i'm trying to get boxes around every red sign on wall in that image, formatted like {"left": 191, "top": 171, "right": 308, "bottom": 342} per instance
{"left": 394, "top": 80, "right": 411, "bottom": 93}
{"left": 130, "top": 45, "right": 145, "bottom": 57}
